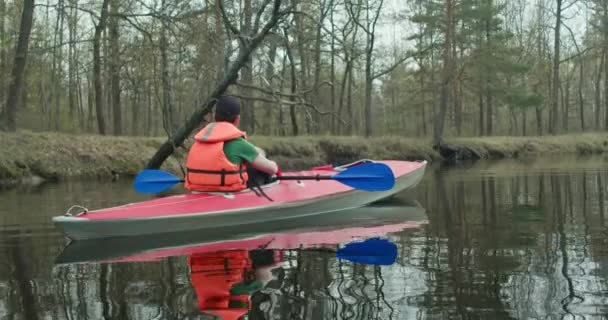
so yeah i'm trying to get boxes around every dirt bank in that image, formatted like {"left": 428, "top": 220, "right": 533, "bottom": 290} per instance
{"left": 2, "top": 131, "right": 607, "bottom": 187}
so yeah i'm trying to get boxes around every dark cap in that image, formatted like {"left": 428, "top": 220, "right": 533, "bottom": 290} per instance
{"left": 215, "top": 95, "right": 241, "bottom": 119}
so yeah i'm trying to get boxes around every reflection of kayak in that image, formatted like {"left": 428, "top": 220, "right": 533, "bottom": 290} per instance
{"left": 52, "top": 160, "right": 427, "bottom": 240}
{"left": 55, "top": 199, "right": 427, "bottom": 265}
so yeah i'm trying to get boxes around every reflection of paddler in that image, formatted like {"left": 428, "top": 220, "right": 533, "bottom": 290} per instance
{"left": 188, "top": 249, "right": 283, "bottom": 320}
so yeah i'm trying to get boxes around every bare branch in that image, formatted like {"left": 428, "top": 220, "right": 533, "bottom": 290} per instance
{"left": 345, "top": 0, "right": 368, "bottom": 34}
{"left": 372, "top": 45, "right": 433, "bottom": 79}
{"left": 252, "top": 0, "right": 273, "bottom": 34}
{"left": 232, "top": 94, "right": 345, "bottom": 123}
{"left": 218, "top": 0, "right": 240, "bottom": 38}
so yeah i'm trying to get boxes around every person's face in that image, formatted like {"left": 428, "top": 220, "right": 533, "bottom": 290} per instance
{"left": 233, "top": 116, "right": 240, "bottom": 126}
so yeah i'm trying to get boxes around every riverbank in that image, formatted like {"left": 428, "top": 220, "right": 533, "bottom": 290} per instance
{"left": 1, "top": 131, "right": 607, "bottom": 187}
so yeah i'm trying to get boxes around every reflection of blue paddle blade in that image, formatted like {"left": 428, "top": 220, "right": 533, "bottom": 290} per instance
{"left": 336, "top": 238, "right": 397, "bottom": 265}
{"left": 134, "top": 169, "right": 183, "bottom": 194}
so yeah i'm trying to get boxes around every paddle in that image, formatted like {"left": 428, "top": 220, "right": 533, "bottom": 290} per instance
{"left": 133, "top": 162, "right": 395, "bottom": 194}
{"left": 333, "top": 237, "right": 398, "bottom": 265}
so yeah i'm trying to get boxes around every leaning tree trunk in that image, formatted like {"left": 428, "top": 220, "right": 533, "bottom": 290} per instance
{"left": 1, "top": 0, "right": 35, "bottom": 131}
{"left": 145, "top": 0, "right": 284, "bottom": 169}
{"left": 93, "top": 0, "right": 110, "bottom": 135}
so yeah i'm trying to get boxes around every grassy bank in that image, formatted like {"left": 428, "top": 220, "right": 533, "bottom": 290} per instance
{"left": 1, "top": 131, "right": 607, "bottom": 186}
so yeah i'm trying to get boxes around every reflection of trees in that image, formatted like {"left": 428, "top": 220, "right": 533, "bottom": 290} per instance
{"left": 415, "top": 167, "right": 608, "bottom": 319}
{"left": 11, "top": 233, "right": 39, "bottom": 320}
{"left": 2, "top": 168, "right": 608, "bottom": 319}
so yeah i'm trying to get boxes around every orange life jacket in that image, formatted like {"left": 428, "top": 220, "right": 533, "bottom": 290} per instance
{"left": 188, "top": 251, "right": 252, "bottom": 320}
{"left": 185, "top": 122, "right": 249, "bottom": 192}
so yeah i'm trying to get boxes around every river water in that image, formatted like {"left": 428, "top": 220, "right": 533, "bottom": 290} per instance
{"left": 1, "top": 157, "right": 607, "bottom": 319}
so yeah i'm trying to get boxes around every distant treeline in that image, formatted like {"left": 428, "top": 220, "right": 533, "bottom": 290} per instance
{"left": 0, "top": 0, "right": 606, "bottom": 145}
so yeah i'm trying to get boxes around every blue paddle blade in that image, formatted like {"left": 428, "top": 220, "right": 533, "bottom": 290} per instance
{"left": 336, "top": 238, "right": 397, "bottom": 265}
{"left": 134, "top": 169, "right": 182, "bottom": 194}
{"left": 333, "top": 162, "right": 395, "bottom": 191}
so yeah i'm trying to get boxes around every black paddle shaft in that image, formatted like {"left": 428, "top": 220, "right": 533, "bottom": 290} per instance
{"left": 175, "top": 175, "right": 334, "bottom": 183}
{"left": 277, "top": 175, "right": 333, "bottom": 181}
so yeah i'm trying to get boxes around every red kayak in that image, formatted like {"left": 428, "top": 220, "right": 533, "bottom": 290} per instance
{"left": 55, "top": 198, "right": 427, "bottom": 264}
{"left": 52, "top": 160, "right": 427, "bottom": 240}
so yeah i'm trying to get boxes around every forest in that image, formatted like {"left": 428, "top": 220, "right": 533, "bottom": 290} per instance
{"left": 0, "top": 0, "right": 606, "bottom": 147}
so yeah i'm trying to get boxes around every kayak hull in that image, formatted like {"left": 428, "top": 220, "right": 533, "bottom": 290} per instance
{"left": 53, "top": 160, "right": 427, "bottom": 240}
{"left": 55, "top": 198, "right": 427, "bottom": 264}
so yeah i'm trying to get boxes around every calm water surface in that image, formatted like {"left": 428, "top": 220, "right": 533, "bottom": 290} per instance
{"left": 1, "top": 156, "right": 607, "bottom": 319}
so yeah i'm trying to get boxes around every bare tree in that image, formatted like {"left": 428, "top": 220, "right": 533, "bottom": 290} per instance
{"left": 434, "top": 0, "right": 455, "bottom": 146}
{"left": 109, "top": 0, "right": 121, "bottom": 135}
{"left": 0, "top": 0, "right": 6, "bottom": 109}
{"left": 1, "top": 0, "right": 35, "bottom": 131}
{"left": 549, "top": 0, "right": 564, "bottom": 134}
{"left": 93, "top": 0, "right": 110, "bottom": 135}
{"left": 240, "top": 0, "right": 256, "bottom": 133}
{"left": 347, "top": 0, "right": 384, "bottom": 137}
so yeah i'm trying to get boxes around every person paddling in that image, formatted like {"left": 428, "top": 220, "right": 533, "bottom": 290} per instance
{"left": 185, "top": 95, "right": 280, "bottom": 193}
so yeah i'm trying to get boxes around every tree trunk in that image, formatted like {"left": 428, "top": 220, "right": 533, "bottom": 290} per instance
{"left": 1, "top": 0, "right": 35, "bottom": 131}
{"left": 240, "top": 0, "right": 255, "bottom": 133}
{"left": 160, "top": 0, "right": 175, "bottom": 135}
{"left": 522, "top": 108, "right": 527, "bottom": 136}
{"left": 145, "top": 0, "right": 284, "bottom": 169}
{"left": 109, "top": 0, "right": 121, "bottom": 135}
{"left": 76, "top": 65, "right": 85, "bottom": 129}
{"left": 295, "top": 2, "right": 310, "bottom": 134}
{"left": 485, "top": 4, "right": 493, "bottom": 136}
{"left": 278, "top": 54, "right": 287, "bottom": 136}
{"left": 550, "top": 0, "right": 562, "bottom": 134}
{"left": 284, "top": 28, "right": 299, "bottom": 136}
{"left": 434, "top": 0, "right": 454, "bottom": 146}
{"left": 68, "top": 0, "right": 78, "bottom": 123}
{"left": 0, "top": 0, "right": 6, "bottom": 108}
{"left": 562, "top": 76, "right": 570, "bottom": 131}
{"left": 605, "top": 40, "right": 608, "bottom": 130}
{"left": 364, "top": 50, "right": 373, "bottom": 137}
{"left": 51, "top": 0, "right": 65, "bottom": 131}
{"left": 419, "top": 63, "right": 427, "bottom": 136}
{"left": 595, "top": 50, "right": 604, "bottom": 130}
{"left": 329, "top": 0, "right": 336, "bottom": 134}
{"left": 362, "top": 0, "right": 381, "bottom": 137}
{"left": 93, "top": 0, "right": 110, "bottom": 135}
{"left": 478, "top": 91, "right": 484, "bottom": 136}
{"left": 215, "top": 0, "right": 225, "bottom": 82}
{"left": 454, "top": 73, "right": 462, "bottom": 135}
{"left": 578, "top": 59, "right": 585, "bottom": 131}
{"left": 337, "top": 57, "right": 350, "bottom": 134}
{"left": 263, "top": 37, "right": 277, "bottom": 135}
{"left": 486, "top": 92, "right": 493, "bottom": 135}
{"left": 87, "top": 77, "right": 94, "bottom": 131}
{"left": 312, "top": 1, "right": 327, "bottom": 134}
{"left": 347, "top": 65, "right": 354, "bottom": 134}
